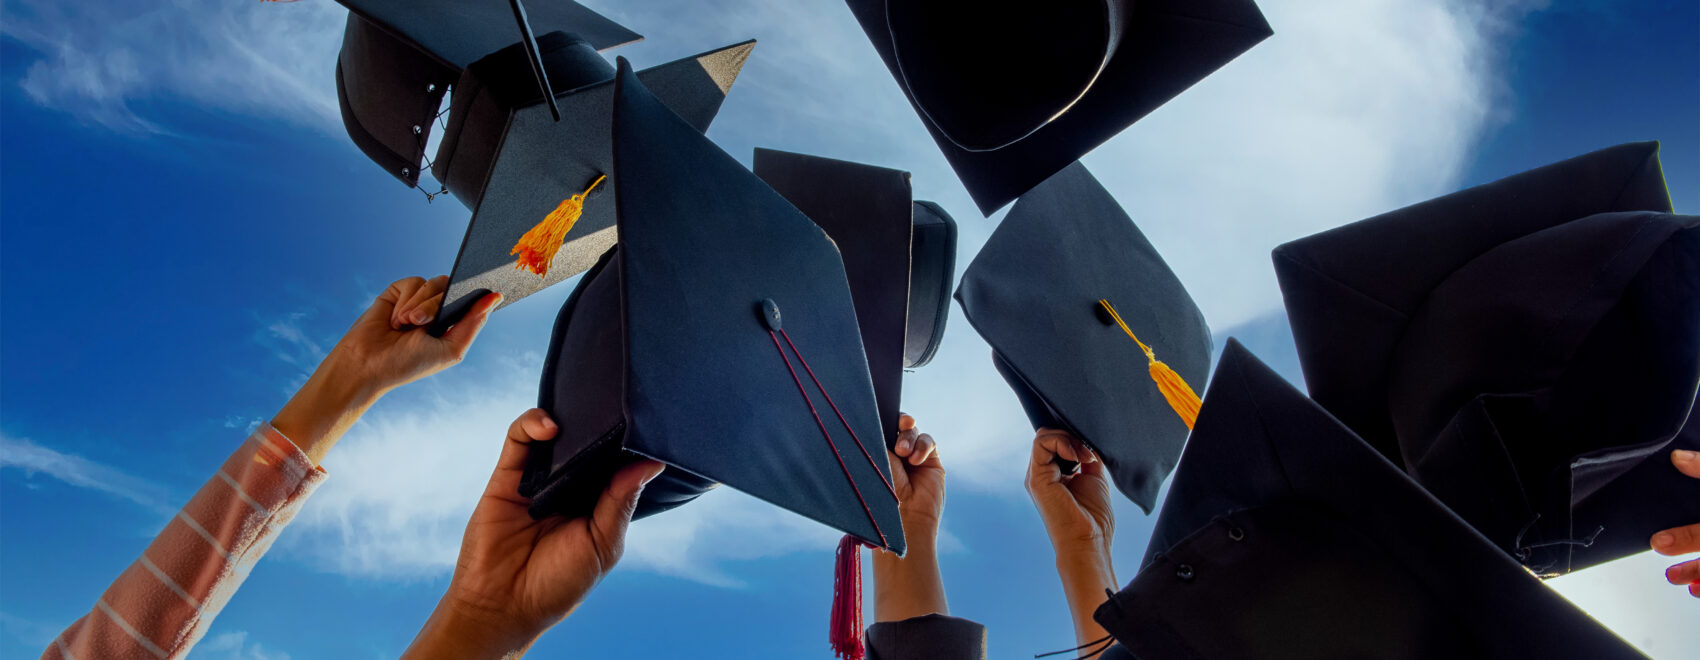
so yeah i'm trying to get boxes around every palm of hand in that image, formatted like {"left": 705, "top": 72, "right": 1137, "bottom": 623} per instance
{"left": 892, "top": 452, "right": 945, "bottom": 526}
{"left": 452, "top": 495, "right": 608, "bottom": 633}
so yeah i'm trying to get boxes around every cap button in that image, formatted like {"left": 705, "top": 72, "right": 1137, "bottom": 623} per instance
{"left": 1093, "top": 302, "right": 1116, "bottom": 326}
{"left": 759, "top": 299, "right": 782, "bottom": 331}
{"left": 1228, "top": 526, "right": 1245, "bottom": 542}
{"left": 1175, "top": 564, "right": 1195, "bottom": 581}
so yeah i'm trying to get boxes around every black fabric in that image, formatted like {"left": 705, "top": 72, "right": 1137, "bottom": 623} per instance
{"left": 335, "top": 15, "right": 455, "bottom": 187}
{"left": 906, "top": 201, "right": 957, "bottom": 368}
{"left": 427, "top": 40, "right": 754, "bottom": 335}
{"left": 846, "top": 0, "right": 1272, "bottom": 214}
{"left": 753, "top": 149, "right": 915, "bottom": 449}
{"left": 955, "top": 162, "right": 1210, "bottom": 512}
{"left": 520, "top": 60, "right": 905, "bottom": 554}
{"left": 865, "top": 614, "right": 987, "bottom": 660}
{"left": 1095, "top": 340, "right": 1644, "bottom": 660}
{"left": 332, "top": 0, "right": 637, "bottom": 184}
{"left": 336, "top": 0, "right": 639, "bottom": 70}
{"left": 1274, "top": 141, "right": 1699, "bottom": 574}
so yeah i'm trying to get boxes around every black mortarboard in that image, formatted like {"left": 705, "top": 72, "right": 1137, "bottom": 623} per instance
{"left": 1274, "top": 141, "right": 1700, "bottom": 575}
{"left": 954, "top": 162, "right": 1211, "bottom": 511}
{"left": 845, "top": 0, "right": 1272, "bottom": 214}
{"left": 1091, "top": 340, "right": 1645, "bottom": 660}
{"left": 751, "top": 149, "right": 960, "bottom": 449}
{"left": 518, "top": 60, "right": 904, "bottom": 555}
{"left": 333, "top": 1, "right": 753, "bottom": 332}
{"left": 335, "top": 0, "right": 641, "bottom": 188}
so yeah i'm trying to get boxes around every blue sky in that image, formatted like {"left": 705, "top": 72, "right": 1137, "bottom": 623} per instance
{"left": 1, "top": 1, "right": 1696, "bottom": 658}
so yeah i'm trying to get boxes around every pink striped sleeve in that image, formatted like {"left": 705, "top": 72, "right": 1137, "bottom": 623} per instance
{"left": 44, "top": 423, "right": 328, "bottom": 660}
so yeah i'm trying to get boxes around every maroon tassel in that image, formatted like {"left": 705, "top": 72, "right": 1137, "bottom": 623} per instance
{"left": 830, "top": 534, "right": 866, "bottom": 660}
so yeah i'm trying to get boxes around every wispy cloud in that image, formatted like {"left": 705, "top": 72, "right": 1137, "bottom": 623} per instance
{"left": 0, "top": 0, "right": 346, "bottom": 134}
{"left": 0, "top": 434, "right": 172, "bottom": 514}
{"left": 190, "top": 630, "right": 292, "bottom": 660}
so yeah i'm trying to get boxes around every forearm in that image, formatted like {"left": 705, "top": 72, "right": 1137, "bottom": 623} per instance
{"left": 872, "top": 527, "right": 948, "bottom": 622}
{"left": 48, "top": 425, "right": 327, "bottom": 660}
{"left": 270, "top": 347, "right": 383, "bottom": 466}
{"left": 1055, "top": 549, "right": 1115, "bottom": 646}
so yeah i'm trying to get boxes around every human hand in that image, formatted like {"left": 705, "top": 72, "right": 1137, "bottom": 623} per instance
{"left": 872, "top": 414, "right": 949, "bottom": 622}
{"left": 1026, "top": 428, "right": 1114, "bottom": 560}
{"left": 889, "top": 414, "right": 944, "bottom": 536}
{"left": 1026, "top": 428, "right": 1117, "bottom": 646}
{"left": 403, "top": 409, "right": 665, "bottom": 659}
{"left": 1652, "top": 448, "right": 1700, "bottom": 598}
{"left": 272, "top": 276, "right": 499, "bottom": 466}
{"left": 331, "top": 275, "right": 500, "bottom": 395}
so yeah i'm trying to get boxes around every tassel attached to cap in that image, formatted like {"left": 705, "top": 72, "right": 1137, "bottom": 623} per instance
{"left": 830, "top": 535, "right": 866, "bottom": 660}
{"left": 511, "top": 174, "right": 606, "bottom": 277}
{"left": 1098, "top": 299, "right": 1201, "bottom": 429}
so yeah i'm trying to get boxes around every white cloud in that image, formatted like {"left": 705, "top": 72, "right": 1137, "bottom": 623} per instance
{"left": 1, "top": 0, "right": 346, "bottom": 134}
{"left": 0, "top": 434, "right": 172, "bottom": 514}
{"left": 191, "top": 630, "right": 292, "bottom": 660}
{"left": 1546, "top": 551, "right": 1699, "bottom": 658}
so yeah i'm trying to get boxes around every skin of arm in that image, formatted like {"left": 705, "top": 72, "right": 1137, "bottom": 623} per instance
{"left": 402, "top": 409, "right": 665, "bottom": 659}
{"left": 271, "top": 275, "right": 498, "bottom": 466}
{"left": 1026, "top": 428, "right": 1116, "bottom": 647}
{"left": 1652, "top": 449, "right": 1700, "bottom": 598}
{"left": 872, "top": 414, "right": 949, "bottom": 622}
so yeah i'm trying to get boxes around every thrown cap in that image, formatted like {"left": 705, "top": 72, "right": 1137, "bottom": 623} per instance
{"left": 955, "top": 162, "right": 1211, "bottom": 511}
{"left": 1091, "top": 341, "right": 1646, "bottom": 660}
{"left": 1274, "top": 141, "right": 1700, "bottom": 574}
{"left": 845, "top": 0, "right": 1272, "bottom": 214}
{"left": 752, "top": 149, "right": 960, "bottom": 448}
{"left": 519, "top": 60, "right": 905, "bottom": 555}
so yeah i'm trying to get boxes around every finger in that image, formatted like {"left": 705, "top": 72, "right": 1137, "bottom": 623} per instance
{"left": 898, "top": 414, "right": 916, "bottom": 432}
{"left": 1690, "top": 582, "right": 1700, "bottom": 599}
{"left": 495, "top": 408, "right": 559, "bottom": 473}
{"left": 909, "top": 432, "right": 937, "bottom": 466}
{"left": 1652, "top": 522, "right": 1700, "bottom": 556}
{"left": 394, "top": 275, "right": 449, "bottom": 328}
{"left": 1070, "top": 436, "right": 1097, "bottom": 464}
{"left": 1666, "top": 558, "right": 1700, "bottom": 585}
{"left": 895, "top": 425, "right": 919, "bottom": 456}
{"left": 441, "top": 291, "right": 502, "bottom": 358}
{"left": 380, "top": 277, "right": 428, "bottom": 325}
{"left": 1673, "top": 449, "right": 1700, "bottom": 480}
{"left": 589, "top": 459, "right": 666, "bottom": 569}
{"left": 1037, "top": 430, "right": 1081, "bottom": 464}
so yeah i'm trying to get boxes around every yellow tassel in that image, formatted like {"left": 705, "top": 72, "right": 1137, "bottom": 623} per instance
{"left": 1099, "top": 299, "right": 1202, "bottom": 430}
{"left": 512, "top": 174, "right": 606, "bottom": 277}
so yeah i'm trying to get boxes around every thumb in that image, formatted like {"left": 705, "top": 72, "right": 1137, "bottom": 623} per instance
{"left": 588, "top": 459, "right": 665, "bottom": 569}
{"left": 441, "top": 291, "right": 502, "bottom": 357}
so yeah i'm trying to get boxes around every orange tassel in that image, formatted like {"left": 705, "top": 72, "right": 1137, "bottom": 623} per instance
{"left": 1099, "top": 299, "right": 1202, "bottom": 429}
{"left": 511, "top": 174, "right": 606, "bottom": 277}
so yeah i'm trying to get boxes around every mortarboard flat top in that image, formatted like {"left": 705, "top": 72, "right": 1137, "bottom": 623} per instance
{"left": 519, "top": 60, "right": 904, "bottom": 554}
{"left": 955, "top": 162, "right": 1211, "bottom": 511}
{"left": 752, "top": 149, "right": 928, "bottom": 449}
{"left": 846, "top": 0, "right": 1272, "bottom": 214}
{"left": 1093, "top": 341, "right": 1645, "bottom": 660}
{"left": 1274, "top": 141, "right": 1700, "bottom": 574}
{"left": 334, "top": 0, "right": 641, "bottom": 187}
{"left": 427, "top": 39, "right": 755, "bottom": 334}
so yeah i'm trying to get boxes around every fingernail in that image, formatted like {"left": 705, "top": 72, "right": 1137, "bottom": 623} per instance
{"left": 411, "top": 311, "right": 430, "bottom": 324}
{"left": 1655, "top": 532, "right": 1675, "bottom": 549}
{"left": 1676, "top": 449, "right": 1699, "bottom": 463}
{"left": 542, "top": 416, "right": 559, "bottom": 431}
{"left": 641, "top": 463, "right": 665, "bottom": 486}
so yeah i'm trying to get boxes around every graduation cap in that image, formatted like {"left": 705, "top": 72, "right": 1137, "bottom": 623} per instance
{"left": 1088, "top": 340, "right": 1646, "bottom": 660}
{"left": 518, "top": 60, "right": 904, "bottom": 561}
{"left": 954, "top": 162, "right": 1211, "bottom": 511}
{"left": 1274, "top": 141, "right": 1700, "bottom": 575}
{"left": 845, "top": 0, "right": 1272, "bottom": 214}
{"left": 751, "top": 149, "right": 960, "bottom": 448}
{"left": 332, "top": 0, "right": 754, "bottom": 331}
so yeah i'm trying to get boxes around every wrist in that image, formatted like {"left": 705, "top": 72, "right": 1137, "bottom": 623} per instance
{"left": 871, "top": 532, "right": 948, "bottom": 622}
{"left": 270, "top": 349, "right": 385, "bottom": 466}
{"left": 404, "top": 596, "right": 538, "bottom": 660}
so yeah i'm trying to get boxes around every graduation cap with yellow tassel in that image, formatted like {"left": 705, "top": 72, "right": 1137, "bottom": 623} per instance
{"left": 956, "top": 162, "right": 1210, "bottom": 511}
{"left": 330, "top": 0, "right": 755, "bottom": 333}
